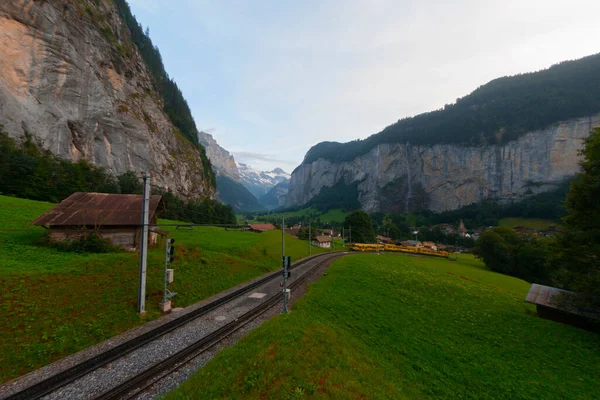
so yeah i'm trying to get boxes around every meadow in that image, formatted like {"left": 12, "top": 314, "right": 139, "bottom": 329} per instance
{"left": 498, "top": 217, "right": 557, "bottom": 230}
{"left": 0, "top": 195, "right": 330, "bottom": 383}
{"left": 166, "top": 253, "right": 599, "bottom": 400}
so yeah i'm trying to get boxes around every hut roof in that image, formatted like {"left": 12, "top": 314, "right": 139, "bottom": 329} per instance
{"left": 313, "top": 235, "right": 331, "bottom": 243}
{"left": 32, "top": 192, "right": 163, "bottom": 227}
{"left": 249, "top": 223, "right": 277, "bottom": 232}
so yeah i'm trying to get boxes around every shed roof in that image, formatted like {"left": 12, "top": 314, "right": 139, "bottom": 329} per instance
{"left": 249, "top": 223, "right": 277, "bottom": 232}
{"left": 32, "top": 192, "right": 163, "bottom": 227}
{"left": 313, "top": 235, "right": 332, "bottom": 243}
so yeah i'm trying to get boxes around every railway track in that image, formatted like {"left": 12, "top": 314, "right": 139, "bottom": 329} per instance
{"left": 3, "top": 252, "right": 343, "bottom": 400}
{"left": 99, "top": 252, "right": 343, "bottom": 400}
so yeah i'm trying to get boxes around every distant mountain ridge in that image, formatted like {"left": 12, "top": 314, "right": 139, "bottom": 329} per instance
{"left": 288, "top": 53, "right": 600, "bottom": 213}
{"left": 237, "top": 163, "right": 290, "bottom": 199}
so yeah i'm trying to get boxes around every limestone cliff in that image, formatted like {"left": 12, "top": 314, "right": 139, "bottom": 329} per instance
{"left": 287, "top": 114, "right": 600, "bottom": 212}
{"left": 197, "top": 131, "right": 240, "bottom": 181}
{"left": 0, "top": 0, "right": 215, "bottom": 198}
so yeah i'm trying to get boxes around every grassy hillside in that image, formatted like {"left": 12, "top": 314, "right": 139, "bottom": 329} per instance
{"left": 0, "top": 195, "right": 331, "bottom": 383}
{"left": 253, "top": 207, "right": 348, "bottom": 225}
{"left": 499, "top": 217, "right": 558, "bottom": 230}
{"left": 166, "top": 254, "right": 599, "bottom": 399}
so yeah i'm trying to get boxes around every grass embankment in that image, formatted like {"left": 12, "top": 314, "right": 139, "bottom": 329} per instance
{"left": 0, "top": 195, "right": 331, "bottom": 384}
{"left": 252, "top": 208, "right": 348, "bottom": 225}
{"left": 166, "top": 254, "right": 599, "bottom": 400}
{"left": 499, "top": 217, "right": 557, "bottom": 230}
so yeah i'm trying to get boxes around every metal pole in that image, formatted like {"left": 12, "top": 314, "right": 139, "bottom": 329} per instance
{"left": 282, "top": 217, "right": 288, "bottom": 313}
{"left": 163, "top": 240, "right": 169, "bottom": 304}
{"left": 137, "top": 174, "right": 150, "bottom": 314}
{"left": 309, "top": 222, "right": 311, "bottom": 256}
{"left": 349, "top": 226, "right": 352, "bottom": 244}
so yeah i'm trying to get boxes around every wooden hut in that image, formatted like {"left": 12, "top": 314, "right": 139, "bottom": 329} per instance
{"left": 32, "top": 192, "right": 165, "bottom": 251}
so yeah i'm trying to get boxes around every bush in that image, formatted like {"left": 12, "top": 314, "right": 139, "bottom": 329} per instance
{"left": 39, "top": 232, "right": 123, "bottom": 254}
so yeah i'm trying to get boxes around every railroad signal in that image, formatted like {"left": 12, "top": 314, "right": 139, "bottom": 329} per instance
{"left": 166, "top": 238, "right": 175, "bottom": 263}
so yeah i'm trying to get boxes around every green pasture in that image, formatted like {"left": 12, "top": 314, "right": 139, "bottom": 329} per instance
{"left": 166, "top": 253, "right": 599, "bottom": 400}
{"left": 0, "top": 195, "right": 331, "bottom": 383}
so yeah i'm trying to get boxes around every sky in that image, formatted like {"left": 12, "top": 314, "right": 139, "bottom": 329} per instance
{"left": 128, "top": 0, "right": 600, "bottom": 172}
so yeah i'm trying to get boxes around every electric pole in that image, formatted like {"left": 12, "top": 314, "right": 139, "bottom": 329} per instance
{"left": 137, "top": 174, "right": 150, "bottom": 314}
{"left": 309, "top": 221, "right": 311, "bottom": 256}
{"left": 282, "top": 216, "right": 288, "bottom": 313}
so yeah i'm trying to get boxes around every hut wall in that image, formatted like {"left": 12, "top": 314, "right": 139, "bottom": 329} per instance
{"left": 49, "top": 227, "right": 137, "bottom": 250}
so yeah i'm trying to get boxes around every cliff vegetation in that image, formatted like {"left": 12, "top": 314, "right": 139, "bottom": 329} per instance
{"left": 111, "top": 0, "right": 215, "bottom": 188}
{"left": 303, "top": 53, "right": 600, "bottom": 165}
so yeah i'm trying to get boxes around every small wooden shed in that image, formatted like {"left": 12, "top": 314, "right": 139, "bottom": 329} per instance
{"left": 32, "top": 192, "right": 165, "bottom": 251}
{"left": 248, "top": 223, "right": 277, "bottom": 232}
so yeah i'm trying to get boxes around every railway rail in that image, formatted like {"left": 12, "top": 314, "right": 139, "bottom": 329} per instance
{"left": 2, "top": 252, "right": 343, "bottom": 400}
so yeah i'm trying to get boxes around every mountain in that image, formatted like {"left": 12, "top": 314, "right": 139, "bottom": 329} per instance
{"left": 198, "top": 131, "right": 241, "bottom": 182}
{"left": 237, "top": 163, "right": 290, "bottom": 198}
{"left": 216, "top": 176, "right": 265, "bottom": 213}
{"left": 287, "top": 54, "right": 600, "bottom": 213}
{"left": 0, "top": 0, "right": 214, "bottom": 198}
{"left": 259, "top": 181, "right": 290, "bottom": 210}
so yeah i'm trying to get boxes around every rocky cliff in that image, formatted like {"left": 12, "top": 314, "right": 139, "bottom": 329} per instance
{"left": 0, "top": 0, "right": 214, "bottom": 198}
{"left": 198, "top": 131, "right": 240, "bottom": 181}
{"left": 287, "top": 114, "right": 600, "bottom": 212}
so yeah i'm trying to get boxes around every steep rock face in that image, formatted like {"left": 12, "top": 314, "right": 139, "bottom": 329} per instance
{"left": 197, "top": 131, "right": 240, "bottom": 181}
{"left": 0, "top": 0, "right": 214, "bottom": 198}
{"left": 287, "top": 114, "right": 600, "bottom": 212}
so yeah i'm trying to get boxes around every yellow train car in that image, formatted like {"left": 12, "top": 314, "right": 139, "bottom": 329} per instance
{"left": 350, "top": 243, "right": 449, "bottom": 258}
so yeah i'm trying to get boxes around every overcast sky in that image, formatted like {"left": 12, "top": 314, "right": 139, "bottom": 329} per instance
{"left": 128, "top": 0, "right": 600, "bottom": 172}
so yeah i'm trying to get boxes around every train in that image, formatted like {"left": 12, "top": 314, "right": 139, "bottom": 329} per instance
{"left": 349, "top": 243, "right": 449, "bottom": 258}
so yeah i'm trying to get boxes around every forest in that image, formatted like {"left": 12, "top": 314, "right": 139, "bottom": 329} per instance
{"left": 0, "top": 129, "right": 235, "bottom": 225}
{"left": 112, "top": 0, "right": 215, "bottom": 188}
{"left": 303, "top": 53, "right": 600, "bottom": 164}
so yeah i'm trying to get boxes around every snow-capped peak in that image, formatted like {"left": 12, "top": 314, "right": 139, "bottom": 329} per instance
{"left": 235, "top": 162, "right": 290, "bottom": 198}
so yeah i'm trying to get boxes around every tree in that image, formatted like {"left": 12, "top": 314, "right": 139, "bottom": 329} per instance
{"left": 118, "top": 171, "right": 143, "bottom": 194}
{"left": 473, "top": 226, "right": 550, "bottom": 282}
{"left": 550, "top": 128, "right": 600, "bottom": 310}
{"left": 343, "top": 211, "right": 376, "bottom": 243}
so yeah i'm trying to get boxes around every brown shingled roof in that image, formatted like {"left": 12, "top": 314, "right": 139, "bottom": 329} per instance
{"left": 32, "top": 192, "right": 163, "bottom": 227}
{"left": 249, "top": 223, "right": 277, "bottom": 232}
{"left": 313, "top": 235, "right": 331, "bottom": 243}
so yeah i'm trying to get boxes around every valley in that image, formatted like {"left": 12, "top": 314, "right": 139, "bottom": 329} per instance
{"left": 0, "top": 0, "right": 598, "bottom": 399}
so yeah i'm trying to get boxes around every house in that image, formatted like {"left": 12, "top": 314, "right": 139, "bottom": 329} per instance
{"left": 377, "top": 235, "right": 392, "bottom": 244}
{"left": 32, "top": 192, "right": 166, "bottom": 251}
{"left": 312, "top": 236, "right": 332, "bottom": 249}
{"left": 322, "top": 229, "right": 334, "bottom": 236}
{"left": 422, "top": 241, "right": 437, "bottom": 251}
{"left": 400, "top": 240, "right": 422, "bottom": 247}
{"left": 526, "top": 284, "right": 599, "bottom": 332}
{"left": 248, "top": 223, "right": 277, "bottom": 232}
{"left": 284, "top": 226, "right": 302, "bottom": 237}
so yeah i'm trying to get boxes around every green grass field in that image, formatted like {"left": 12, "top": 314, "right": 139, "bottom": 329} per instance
{"left": 253, "top": 208, "right": 348, "bottom": 225}
{"left": 165, "top": 253, "right": 599, "bottom": 400}
{"left": 499, "top": 217, "right": 558, "bottom": 230}
{"left": 0, "top": 195, "right": 332, "bottom": 383}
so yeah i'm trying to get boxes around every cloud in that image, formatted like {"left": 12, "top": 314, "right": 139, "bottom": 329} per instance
{"left": 234, "top": 152, "right": 297, "bottom": 167}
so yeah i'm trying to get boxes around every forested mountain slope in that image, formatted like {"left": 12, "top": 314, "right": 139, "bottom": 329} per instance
{"left": 288, "top": 54, "right": 600, "bottom": 213}
{"left": 303, "top": 53, "right": 600, "bottom": 165}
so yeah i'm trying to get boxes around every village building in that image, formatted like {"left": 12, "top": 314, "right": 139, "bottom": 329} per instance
{"left": 422, "top": 241, "right": 438, "bottom": 251}
{"left": 32, "top": 192, "right": 166, "bottom": 251}
{"left": 458, "top": 220, "right": 467, "bottom": 238}
{"left": 376, "top": 235, "right": 392, "bottom": 244}
{"left": 312, "top": 235, "right": 332, "bottom": 249}
{"left": 248, "top": 223, "right": 277, "bottom": 232}
{"left": 400, "top": 240, "right": 422, "bottom": 247}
